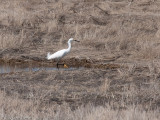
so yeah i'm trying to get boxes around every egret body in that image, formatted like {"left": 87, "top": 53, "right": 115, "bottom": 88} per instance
{"left": 47, "top": 38, "right": 79, "bottom": 68}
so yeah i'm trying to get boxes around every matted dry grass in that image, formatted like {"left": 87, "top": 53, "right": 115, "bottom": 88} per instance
{"left": 0, "top": 0, "right": 160, "bottom": 60}
{"left": 0, "top": 90, "right": 159, "bottom": 120}
{"left": 0, "top": 65, "right": 160, "bottom": 119}
{"left": 0, "top": 0, "right": 160, "bottom": 119}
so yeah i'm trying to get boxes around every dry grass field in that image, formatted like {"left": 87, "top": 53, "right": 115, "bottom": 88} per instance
{"left": 0, "top": 0, "right": 160, "bottom": 119}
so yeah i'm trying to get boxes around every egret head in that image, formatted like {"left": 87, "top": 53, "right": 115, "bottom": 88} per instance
{"left": 68, "top": 38, "right": 74, "bottom": 42}
{"left": 68, "top": 38, "right": 80, "bottom": 43}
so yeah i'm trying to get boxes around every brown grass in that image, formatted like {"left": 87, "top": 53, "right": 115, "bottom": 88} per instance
{"left": 0, "top": 0, "right": 160, "bottom": 60}
{"left": 0, "top": 90, "right": 159, "bottom": 120}
{"left": 0, "top": 0, "right": 160, "bottom": 119}
{"left": 0, "top": 66, "right": 160, "bottom": 119}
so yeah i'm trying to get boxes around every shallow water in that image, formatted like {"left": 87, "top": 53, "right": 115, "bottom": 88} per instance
{"left": 0, "top": 62, "right": 80, "bottom": 74}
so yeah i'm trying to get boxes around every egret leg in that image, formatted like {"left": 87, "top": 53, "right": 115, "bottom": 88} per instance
{"left": 56, "top": 59, "right": 60, "bottom": 69}
{"left": 57, "top": 63, "right": 66, "bottom": 67}
{"left": 56, "top": 59, "right": 68, "bottom": 68}
{"left": 56, "top": 62, "right": 59, "bottom": 69}
{"left": 56, "top": 60, "right": 63, "bottom": 69}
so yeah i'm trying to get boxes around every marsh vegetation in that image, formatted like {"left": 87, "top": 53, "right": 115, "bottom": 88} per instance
{"left": 0, "top": 0, "right": 160, "bottom": 119}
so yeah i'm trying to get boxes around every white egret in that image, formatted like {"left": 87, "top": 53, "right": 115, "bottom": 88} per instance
{"left": 47, "top": 38, "right": 80, "bottom": 68}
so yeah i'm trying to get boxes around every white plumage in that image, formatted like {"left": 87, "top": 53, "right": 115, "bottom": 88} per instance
{"left": 47, "top": 49, "right": 68, "bottom": 60}
{"left": 47, "top": 38, "right": 79, "bottom": 68}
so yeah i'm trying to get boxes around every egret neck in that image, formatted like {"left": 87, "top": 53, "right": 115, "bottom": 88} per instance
{"left": 66, "top": 40, "right": 72, "bottom": 53}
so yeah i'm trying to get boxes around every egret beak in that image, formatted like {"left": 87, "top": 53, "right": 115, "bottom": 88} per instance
{"left": 74, "top": 40, "right": 80, "bottom": 42}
